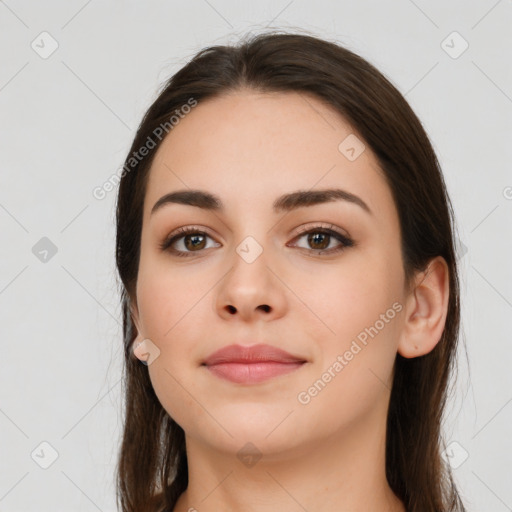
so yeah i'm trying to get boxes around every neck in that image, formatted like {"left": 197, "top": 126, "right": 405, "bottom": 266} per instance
{"left": 172, "top": 398, "right": 405, "bottom": 512}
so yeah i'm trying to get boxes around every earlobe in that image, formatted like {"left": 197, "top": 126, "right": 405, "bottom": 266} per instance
{"left": 397, "top": 256, "right": 450, "bottom": 359}
{"left": 132, "top": 333, "right": 145, "bottom": 361}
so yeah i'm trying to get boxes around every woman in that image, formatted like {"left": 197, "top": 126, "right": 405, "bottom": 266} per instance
{"left": 114, "top": 31, "right": 467, "bottom": 512}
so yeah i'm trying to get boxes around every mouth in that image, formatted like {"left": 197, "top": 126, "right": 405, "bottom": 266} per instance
{"left": 202, "top": 343, "right": 307, "bottom": 384}
{"left": 203, "top": 360, "right": 306, "bottom": 384}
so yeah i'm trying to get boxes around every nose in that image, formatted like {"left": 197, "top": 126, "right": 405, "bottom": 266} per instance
{"left": 215, "top": 244, "right": 287, "bottom": 323}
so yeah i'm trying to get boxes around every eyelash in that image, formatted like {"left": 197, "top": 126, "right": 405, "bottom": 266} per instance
{"left": 159, "top": 223, "right": 355, "bottom": 258}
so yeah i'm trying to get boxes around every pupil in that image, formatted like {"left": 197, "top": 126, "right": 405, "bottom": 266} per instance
{"left": 185, "top": 234, "right": 205, "bottom": 250}
{"left": 309, "top": 233, "right": 328, "bottom": 250}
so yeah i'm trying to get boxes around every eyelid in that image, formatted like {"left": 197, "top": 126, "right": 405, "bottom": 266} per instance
{"left": 291, "top": 222, "right": 350, "bottom": 238}
{"left": 159, "top": 224, "right": 218, "bottom": 251}
{"left": 287, "top": 222, "right": 354, "bottom": 253}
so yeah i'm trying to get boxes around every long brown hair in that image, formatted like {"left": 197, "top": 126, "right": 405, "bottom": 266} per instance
{"left": 114, "top": 30, "right": 467, "bottom": 512}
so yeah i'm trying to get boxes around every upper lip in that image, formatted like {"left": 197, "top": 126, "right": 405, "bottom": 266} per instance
{"left": 203, "top": 344, "right": 307, "bottom": 366}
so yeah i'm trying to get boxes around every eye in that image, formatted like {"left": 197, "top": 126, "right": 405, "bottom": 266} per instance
{"left": 160, "top": 223, "right": 354, "bottom": 258}
{"left": 288, "top": 224, "right": 354, "bottom": 255}
{"left": 159, "top": 226, "right": 220, "bottom": 257}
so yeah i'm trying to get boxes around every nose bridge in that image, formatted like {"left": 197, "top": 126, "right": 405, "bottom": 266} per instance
{"left": 230, "top": 232, "right": 270, "bottom": 290}
{"left": 235, "top": 233, "right": 266, "bottom": 265}
{"left": 227, "top": 208, "right": 273, "bottom": 266}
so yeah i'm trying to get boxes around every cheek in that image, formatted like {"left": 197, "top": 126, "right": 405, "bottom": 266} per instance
{"left": 306, "top": 259, "right": 403, "bottom": 389}
{"left": 296, "top": 276, "right": 402, "bottom": 427}
{"left": 136, "top": 253, "right": 208, "bottom": 339}
{"left": 307, "top": 256, "right": 400, "bottom": 333}
{"left": 137, "top": 266, "right": 212, "bottom": 426}
{"left": 135, "top": 260, "right": 221, "bottom": 406}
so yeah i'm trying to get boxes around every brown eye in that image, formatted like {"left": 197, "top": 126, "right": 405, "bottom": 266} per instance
{"left": 290, "top": 226, "right": 354, "bottom": 255}
{"left": 160, "top": 224, "right": 354, "bottom": 258}
{"left": 159, "top": 227, "right": 220, "bottom": 257}
{"left": 182, "top": 233, "right": 207, "bottom": 251}
{"left": 306, "top": 232, "right": 330, "bottom": 251}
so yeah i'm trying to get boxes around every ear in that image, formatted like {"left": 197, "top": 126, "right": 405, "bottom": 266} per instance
{"left": 128, "top": 296, "right": 145, "bottom": 359}
{"left": 397, "top": 256, "right": 450, "bottom": 358}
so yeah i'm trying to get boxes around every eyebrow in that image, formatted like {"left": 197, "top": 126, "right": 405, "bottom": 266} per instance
{"left": 150, "top": 188, "right": 372, "bottom": 216}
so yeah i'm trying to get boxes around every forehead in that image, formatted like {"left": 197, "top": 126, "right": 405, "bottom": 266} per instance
{"left": 144, "top": 90, "right": 394, "bottom": 220}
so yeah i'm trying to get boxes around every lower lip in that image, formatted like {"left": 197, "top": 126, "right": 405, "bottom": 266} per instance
{"left": 205, "top": 361, "right": 305, "bottom": 384}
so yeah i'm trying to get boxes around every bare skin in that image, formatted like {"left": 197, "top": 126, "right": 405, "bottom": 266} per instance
{"left": 130, "top": 89, "right": 449, "bottom": 512}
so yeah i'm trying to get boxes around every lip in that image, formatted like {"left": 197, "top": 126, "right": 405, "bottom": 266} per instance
{"left": 203, "top": 343, "right": 306, "bottom": 365}
{"left": 202, "top": 344, "right": 307, "bottom": 384}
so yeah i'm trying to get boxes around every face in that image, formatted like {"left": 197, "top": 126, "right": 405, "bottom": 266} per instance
{"left": 131, "top": 90, "right": 408, "bottom": 457}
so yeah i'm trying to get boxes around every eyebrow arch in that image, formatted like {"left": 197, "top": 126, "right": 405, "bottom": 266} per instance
{"left": 150, "top": 188, "right": 372, "bottom": 216}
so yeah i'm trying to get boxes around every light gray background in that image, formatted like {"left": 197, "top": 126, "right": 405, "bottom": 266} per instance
{"left": 1, "top": 1, "right": 511, "bottom": 511}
